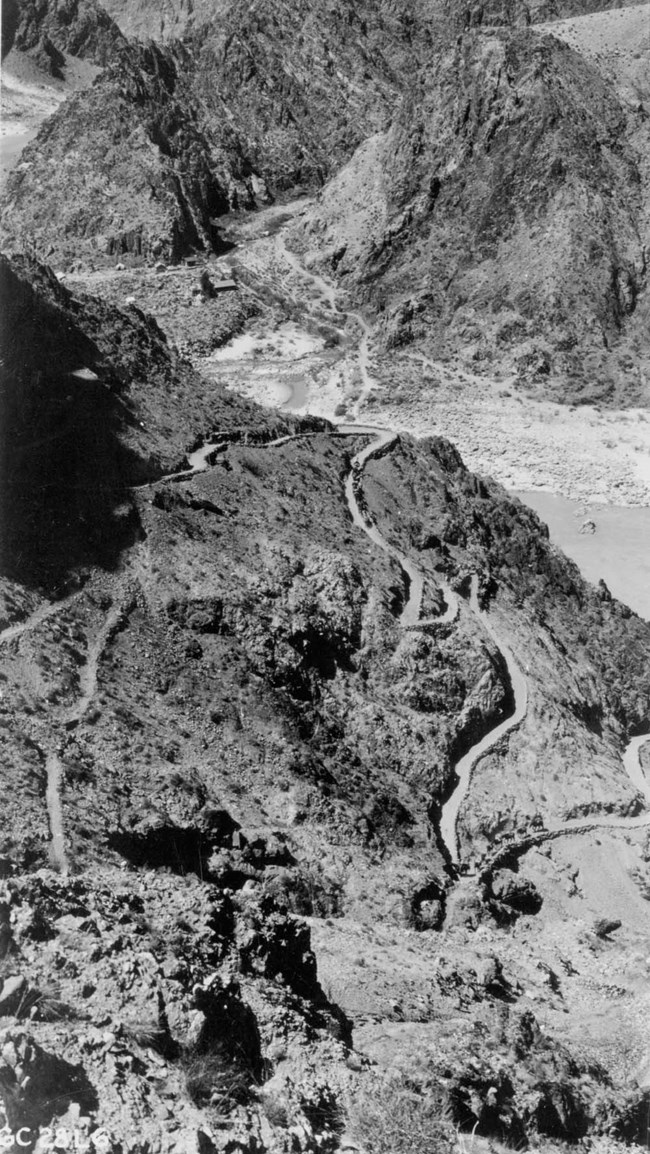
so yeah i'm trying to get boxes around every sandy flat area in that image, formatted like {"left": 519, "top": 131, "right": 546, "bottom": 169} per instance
{"left": 375, "top": 385, "right": 650, "bottom": 506}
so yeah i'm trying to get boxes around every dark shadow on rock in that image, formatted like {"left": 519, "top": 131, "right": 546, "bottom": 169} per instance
{"left": 0, "top": 1034, "right": 98, "bottom": 1136}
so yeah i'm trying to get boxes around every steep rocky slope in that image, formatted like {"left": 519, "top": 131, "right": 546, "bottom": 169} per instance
{"left": 0, "top": 0, "right": 435, "bottom": 265}
{"left": 0, "top": 40, "right": 266, "bottom": 266}
{"left": 0, "top": 0, "right": 125, "bottom": 194}
{"left": 2, "top": 255, "right": 650, "bottom": 1151}
{"left": 0, "top": 253, "right": 304, "bottom": 581}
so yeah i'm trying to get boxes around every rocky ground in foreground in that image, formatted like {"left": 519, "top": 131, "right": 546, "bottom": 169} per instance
{"left": 2, "top": 253, "right": 650, "bottom": 1152}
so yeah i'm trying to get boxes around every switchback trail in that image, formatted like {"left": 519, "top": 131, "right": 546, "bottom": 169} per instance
{"left": 44, "top": 588, "right": 135, "bottom": 870}
{"left": 340, "top": 424, "right": 458, "bottom": 629}
{"left": 269, "top": 241, "right": 650, "bottom": 865}
{"left": 438, "top": 575, "right": 528, "bottom": 863}
{"left": 65, "top": 592, "right": 134, "bottom": 728}
{"left": 9, "top": 234, "right": 648, "bottom": 875}
{"left": 1, "top": 580, "right": 135, "bottom": 871}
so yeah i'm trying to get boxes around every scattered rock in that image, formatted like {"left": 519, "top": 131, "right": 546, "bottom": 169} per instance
{"left": 0, "top": 977, "right": 27, "bottom": 1016}
{"left": 593, "top": 917, "right": 622, "bottom": 939}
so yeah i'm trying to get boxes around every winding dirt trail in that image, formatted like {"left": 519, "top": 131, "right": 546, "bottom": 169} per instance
{"left": 41, "top": 590, "right": 135, "bottom": 869}
{"left": 65, "top": 593, "right": 133, "bottom": 728}
{"left": 276, "top": 234, "right": 339, "bottom": 311}
{"left": 439, "top": 576, "right": 528, "bottom": 862}
{"left": 1, "top": 581, "right": 134, "bottom": 871}
{"left": 340, "top": 424, "right": 458, "bottom": 628}
{"left": 0, "top": 590, "right": 82, "bottom": 648}
{"left": 45, "top": 751, "right": 69, "bottom": 874}
{"left": 269, "top": 241, "right": 650, "bottom": 863}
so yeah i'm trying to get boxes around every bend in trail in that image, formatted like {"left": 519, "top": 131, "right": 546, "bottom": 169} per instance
{"left": 65, "top": 591, "right": 134, "bottom": 728}
{"left": 438, "top": 575, "right": 650, "bottom": 868}
{"left": 439, "top": 575, "right": 528, "bottom": 863}
{"left": 0, "top": 590, "right": 82, "bottom": 648}
{"left": 42, "top": 591, "right": 134, "bottom": 873}
{"left": 340, "top": 424, "right": 458, "bottom": 629}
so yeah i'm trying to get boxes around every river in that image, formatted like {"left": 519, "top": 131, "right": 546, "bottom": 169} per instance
{"left": 513, "top": 490, "right": 650, "bottom": 622}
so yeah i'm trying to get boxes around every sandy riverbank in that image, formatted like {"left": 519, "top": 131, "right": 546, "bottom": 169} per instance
{"left": 204, "top": 318, "right": 650, "bottom": 508}
{"left": 376, "top": 390, "right": 650, "bottom": 507}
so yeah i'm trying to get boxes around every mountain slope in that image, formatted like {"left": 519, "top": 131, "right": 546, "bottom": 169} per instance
{"left": 293, "top": 22, "right": 650, "bottom": 405}
{"left": 3, "top": 0, "right": 648, "bottom": 409}
{"left": 0, "top": 0, "right": 442, "bottom": 264}
{"left": 0, "top": 39, "right": 266, "bottom": 265}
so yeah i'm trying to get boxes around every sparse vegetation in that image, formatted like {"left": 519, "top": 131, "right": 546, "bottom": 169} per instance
{"left": 347, "top": 1076, "right": 456, "bottom": 1154}
{"left": 181, "top": 1045, "right": 250, "bottom": 1112}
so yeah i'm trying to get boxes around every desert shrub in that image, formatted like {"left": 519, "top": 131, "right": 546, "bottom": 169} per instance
{"left": 348, "top": 1075, "right": 455, "bottom": 1154}
{"left": 122, "top": 1017, "right": 168, "bottom": 1051}
{"left": 261, "top": 1092, "right": 289, "bottom": 1128}
{"left": 237, "top": 450, "right": 267, "bottom": 478}
{"left": 18, "top": 981, "right": 72, "bottom": 1022}
{"left": 181, "top": 1043, "right": 250, "bottom": 1113}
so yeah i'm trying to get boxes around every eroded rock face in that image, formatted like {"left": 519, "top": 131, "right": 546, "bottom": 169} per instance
{"left": 446, "top": 1007, "right": 650, "bottom": 1144}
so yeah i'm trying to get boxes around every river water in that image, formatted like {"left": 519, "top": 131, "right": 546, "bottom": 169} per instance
{"left": 512, "top": 491, "right": 650, "bottom": 622}
{"left": 0, "top": 130, "right": 37, "bottom": 184}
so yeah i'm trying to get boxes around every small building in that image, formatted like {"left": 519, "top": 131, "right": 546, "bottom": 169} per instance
{"left": 211, "top": 279, "right": 238, "bottom": 293}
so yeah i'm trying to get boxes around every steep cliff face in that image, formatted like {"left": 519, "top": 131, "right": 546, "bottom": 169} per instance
{"left": 184, "top": 0, "right": 444, "bottom": 191}
{"left": 4, "top": 0, "right": 648, "bottom": 402}
{"left": 98, "top": 0, "right": 229, "bottom": 41}
{"left": 98, "top": 0, "right": 646, "bottom": 42}
{"left": 0, "top": 0, "right": 432, "bottom": 264}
